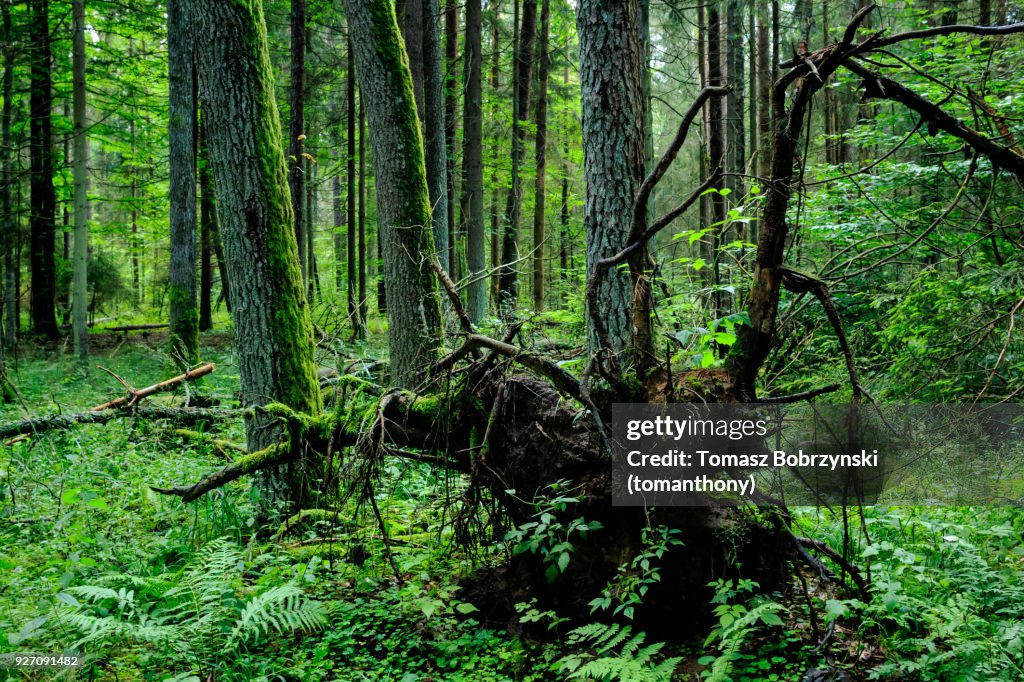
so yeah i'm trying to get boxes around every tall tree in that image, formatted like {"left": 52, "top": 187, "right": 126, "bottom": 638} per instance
{"left": 726, "top": 0, "right": 745, "bottom": 197}
{"left": 347, "top": 35, "right": 359, "bottom": 334}
{"left": 577, "top": 0, "right": 647, "bottom": 369}
{"left": 398, "top": 0, "right": 449, "bottom": 270}
{"left": 71, "top": 0, "right": 88, "bottom": 364}
{"left": 28, "top": 0, "right": 57, "bottom": 339}
{"left": 497, "top": 0, "right": 537, "bottom": 309}
{"left": 167, "top": 0, "right": 198, "bottom": 365}
{"left": 531, "top": 0, "right": 549, "bottom": 311}
{"left": 345, "top": 0, "right": 441, "bottom": 388}
{"left": 444, "top": 0, "right": 458, "bottom": 275}
{"left": 190, "top": 0, "right": 322, "bottom": 515}
{"left": 198, "top": 123, "right": 215, "bottom": 332}
{"left": 1, "top": 0, "right": 16, "bottom": 345}
{"left": 358, "top": 92, "right": 367, "bottom": 324}
{"left": 462, "top": 0, "right": 485, "bottom": 322}
{"left": 289, "top": 0, "right": 307, "bottom": 289}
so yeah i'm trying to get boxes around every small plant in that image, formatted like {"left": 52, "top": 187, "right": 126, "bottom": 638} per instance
{"left": 558, "top": 622, "right": 682, "bottom": 682}
{"left": 505, "top": 481, "right": 603, "bottom": 583}
{"left": 699, "top": 579, "right": 787, "bottom": 682}
{"left": 589, "top": 525, "right": 684, "bottom": 620}
{"left": 51, "top": 538, "right": 327, "bottom": 678}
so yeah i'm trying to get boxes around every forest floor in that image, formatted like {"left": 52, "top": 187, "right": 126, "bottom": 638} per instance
{"left": 1, "top": 337, "right": 1023, "bottom": 680}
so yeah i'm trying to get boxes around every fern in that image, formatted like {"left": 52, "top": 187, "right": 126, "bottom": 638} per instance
{"left": 559, "top": 622, "right": 682, "bottom": 682}
{"left": 53, "top": 538, "right": 327, "bottom": 677}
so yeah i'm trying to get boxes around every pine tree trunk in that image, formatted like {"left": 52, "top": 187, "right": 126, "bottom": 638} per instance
{"left": 333, "top": 152, "right": 343, "bottom": 293}
{"left": 423, "top": 0, "right": 450, "bottom": 272}
{"left": 358, "top": 93, "right": 367, "bottom": 324}
{"left": 167, "top": 0, "right": 198, "bottom": 365}
{"left": 29, "top": 0, "right": 58, "bottom": 339}
{"left": 1, "top": 0, "right": 16, "bottom": 345}
{"left": 289, "top": 0, "right": 307, "bottom": 290}
{"left": 347, "top": 36, "right": 361, "bottom": 334}
{"left": 497, "top": 0, "right": 537, "bottom": 310}
{"left": 199, "top": 123, "right": 214, "bottom": 332}
{"left": 726, "top": 0, "right": 745, "bottom": 198}
{"left": 755, "top": 9, "right": 772, "bottom": 182}
{"left": 190, "top": 0, "right": 322, "bottom": 516}
{"left": 489, "top": 11, "right": 501, "bottom": 309}
{"left": 463, "top": 0, "right": 486, "bottom": 323}
{"left": 705, "top": 1, "right": 727, "bottom": 320}
{"left": 345, "top": 0, "right": 442, "bottom": 388}
{"left": 577, "top": 0, "right": 647, "bottom": 365}
{"left": 532, "top": 0, "right": 549, "bottom": 312}
{"left": 71, "top": 0, "right": 88, "bottom": 364}
{"left": 444, "top": 0, "right": 459, "bottom": 276}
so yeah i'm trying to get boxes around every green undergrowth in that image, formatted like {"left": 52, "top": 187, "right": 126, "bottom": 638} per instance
{"left": 3, "top": 347, "right": 1024, "bottom": 680}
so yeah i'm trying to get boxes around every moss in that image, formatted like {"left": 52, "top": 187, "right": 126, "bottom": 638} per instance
{"left": 236, "top": 441, "right": 291, "bottom": 475}
{"left": 167, "top": 284, "right": 200, "bottom": 367}
{"left": 275, "top": 508, "right": 352, "bottom": 541}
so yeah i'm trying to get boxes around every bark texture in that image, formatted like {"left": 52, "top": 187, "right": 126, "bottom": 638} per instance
{"left": 462, "top": 0, "right": 486, "bottom": 322}
{"left": 190, "top": 0, "right": 322, "bottom": 515}
{"left": 29, "top": 0, "right": 57, "bottom": 338}
{"left": 577, "top": 0, "right": 646, "bottom": 361}
{"left": 345, "top": 0, "right": 442, "bottom": 388}
{"left": 167, "top": 0, "right": 199, "bottom": 365}
{"left": 72, "top": 0, "right": 88, "bottom": 363}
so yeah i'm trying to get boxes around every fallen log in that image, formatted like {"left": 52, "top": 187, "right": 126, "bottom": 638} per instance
{"left": 106, "top": 323, "right": 170, "bottom": 333}
{"left": 0, "top": 405, "right": 242, "bottom": 441}
{"left": 92, "top": 363, "right": 215, "bottom": 411}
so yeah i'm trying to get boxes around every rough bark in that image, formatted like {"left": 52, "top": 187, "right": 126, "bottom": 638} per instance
{"left": 29, "top": 0, "right": 57, "bottom": 339}
{"left": 755, "top": 9, "right": 772, "bottom": 181}
{"left": 289, "top": 0, "right": 307, "bottom": 289}
{"left": 1, "top": 0, "right": 16, "bottom": 345}
{"left": 347, "top": 36, "right": 359, "bottom": 331}
{"left": 71, "top": 0, "right": 88, "bottom": 364}
{"left": 422, "top": 0, "right": 450, "bottom": 272}
{"left": 444, "top": 0, "right": 459, "bottom": 275}
{"left": 531, "top": 0, "right": 549, "bottom": 311}
{"left": 190, "top": 0, "right": 322, "bottom": 516}
{"left": 462, "top": 0, "right": 486, "bottom": 323}
{"left": 344, "top": 0, "right": 442, "bottom": 388}
{"left": 726, "top": 0, "right": 745, "bottom": 197}
{"left": 497, "top": 0, "right": 537, "bottom": 310}
{"left": 198, "top": 122, "right": 215, "bottom": 331}
{"left": 577, "top": 0, "right": 647, "bottom": 368}
{"left": 167, "top": 0, "right": 198, "bottom": 365}
{"left": 358, "top": 96, "right": 368, "bottom": 323}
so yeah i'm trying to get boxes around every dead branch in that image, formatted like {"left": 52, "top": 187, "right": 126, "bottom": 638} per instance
{"left": 105, "top": 323, "right": 170, "bottom": 332}
{"left": 792, "top": 534, "right": 871, "bottom": 601}
{"left": 92, "top": 363, "right": 215, "bottom": 411}
{"left": 843, "top": 59, "right": 1024, "bottom": 181}
{"left": 0, "top": 405, "right": 241, "bottom": 440}
{"left": 151, "top": 441, "right": 293, "bottom": 502}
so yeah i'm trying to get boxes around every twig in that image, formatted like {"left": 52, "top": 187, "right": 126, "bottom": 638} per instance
{"left": 92, "top": 363, "right": 215, "bottom": 411}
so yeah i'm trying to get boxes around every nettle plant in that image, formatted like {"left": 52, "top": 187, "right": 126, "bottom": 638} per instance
{"left": 505, "top": 481, "right": 604, "bottom": 583}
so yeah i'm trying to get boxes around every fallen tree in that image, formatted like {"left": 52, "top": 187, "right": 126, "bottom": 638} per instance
{"left": 128, "top": 2, "right": 1024, "bottom": 631}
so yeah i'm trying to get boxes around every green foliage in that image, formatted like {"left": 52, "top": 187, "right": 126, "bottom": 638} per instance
{"left": 698, "top": 579, "right": 788, "bottom": 682}
{"left": 589, "top": 525, "right": 683, "bottom": 620}
{"left": 505, "top": 481, "right": 604, "bottom": 583}
{"left": 557, "top": 622, "right": 682, "bottom": 682}
{"left": 52, "top": 538, "right": 327, "bottom": 677}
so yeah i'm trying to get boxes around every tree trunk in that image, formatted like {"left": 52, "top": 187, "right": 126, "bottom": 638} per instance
{"left": 755, "top": 8, "right": 772, "bottom": 181}
{"left": 1, "top": 0, "right": 16, "bottom": 345}
{"left": 705, "top": 1, "right": 727, "bottom": 321}
{"left": 333, "top": 153, "right": 343, "bottom": 293}
{"left": 345, "top": 0, "right": 442, "bottom": 389}
{"left": 489, "top": 10, "right": 501, "bottom": 309}
{"left": 444, "top": 0, "right": 459, "bottom": 276}
{"left": 347, "top": 36, "right": 361, "bottom": 335}
{"left": 167, "top": 0, "right": 198, "bottom": 365}
{"left": 199, "top": 122, "right": 215, "bottom": 332}
{"left": 577, "top": 0, "right": 647, "bottom": 368}
{"left": 726, "top": 0, "right": 745, "bottom": 198}
{"left": 29, "top": 0, "right": 58, "bottom": 339}
{"left": 423, "top": 0, "right": 450, "bottom": 273}
{"left": 71, "top": 0, "right": 88, "bottom": 364}
{"left": 358, "top": 94, "right": 368, "bottom": 324}
{"left": 497, "top": 0, "right": 537, "bottom": 311}
{"left": 531, "top": 0, "right": 549, "bottom": 312}
{"left": 289, "top": 0, "right": 307, "bottom": 290}
{"left": 306, "top": 155, "right": 317, "bottom": 301}
{"left": 463, "top": 0, "right": 485, "bottom": 323}
{"left": 190, "top": 0, "right": 322, "bottom": 517}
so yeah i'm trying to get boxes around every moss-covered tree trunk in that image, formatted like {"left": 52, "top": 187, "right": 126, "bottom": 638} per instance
{"left": 167, "top": 0, "right": 199, "bottom": 366}
{"left": 190, "top": 0, "right": 322, "bottom": 517}
{"left": 345, "top": 0, "right": 441, "bottom": 389}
